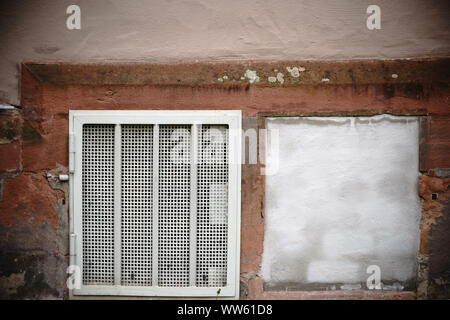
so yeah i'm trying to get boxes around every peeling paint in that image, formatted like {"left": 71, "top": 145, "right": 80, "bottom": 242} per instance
{"left": 244, "top": 69, "right": 260, "bottom": 84}
{"left": 284, "top": 66, "right": 305, "bottom": 78}
{"left": 267, "top": 72, "right": 285, "bottom": 84}
{"left": 382, "top": 282, "right": 404, "bottom": 291}
{"left": 217, "top": 75, "right": 229, "bottom": 83}
{"left": 416, "top": 253, "right": 429, "bottom": 299}
{"left": 322, "top": 78, "right": 330, "bottom": 82}
{"left": 0, "top": 272, "right": 25, "bottom": 298}
{"left": 340, "top": 284, "right": 362, "bottom": 290}
{"left": 46, "top": 164, "right": 70, "bottom": 257}
{"left": 286, "top": 66, "right": 300, "bottom": 78}
{"left": 276, "top": 72, "right": 284, "bottom": 84}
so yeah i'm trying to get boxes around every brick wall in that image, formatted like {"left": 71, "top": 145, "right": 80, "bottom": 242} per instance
{"left": 0, "top": 59, "right": 449, "bottom": 299}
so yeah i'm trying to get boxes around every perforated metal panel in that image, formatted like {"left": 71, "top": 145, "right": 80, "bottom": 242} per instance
{"left": 73, "top": 111, "right": 240, "bottom": 297}
{"left": 81, "top": 124, "right": 115, "bottom": 285}
{"left": 121, "top": 125, "right": 153, "bottom": 286}
{"left": 158, "top": 125, "right": 191, "bottom": 287}
{"left": 196, "top": 125, "right": 229, "bottom": 287}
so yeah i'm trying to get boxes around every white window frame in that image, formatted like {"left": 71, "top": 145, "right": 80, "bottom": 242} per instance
{"left": 68, "top": 110, "right": 241, "bottom": 298}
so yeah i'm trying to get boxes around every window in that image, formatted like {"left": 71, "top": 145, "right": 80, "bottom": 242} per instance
{"left": 69, "top": 110, "right": 241, "bottom": 298}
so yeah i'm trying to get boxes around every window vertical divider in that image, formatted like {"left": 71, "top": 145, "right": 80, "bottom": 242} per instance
{"left": 152, "top": 124, "right": 160, "bottom": 287}
{"left": 114, "top": 123, "right": 122, "bottom": 286}
{"left": 189, "top": 123, "right": 199, "bottom": 286}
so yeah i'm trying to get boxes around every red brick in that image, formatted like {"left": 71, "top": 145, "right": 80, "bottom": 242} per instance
{"left": 424, "top": 143, "right": 450, "bottom": 169}
{"left": 0, "top": 141, "right": 21, "bottom": 172}
{"left": 22, "top": 116, "right": 68, "bottom": 172}
{"left": 429, "top": 116, "right": 450, "bottom": 142}
{"left": 420, "top": 116, "right": 450, "bottom": 171}
{"left": 0, "top": 173, "right": 62, "bottom": 229}
{"left": 0, "top": 111, "right": 22, "bottom": 143}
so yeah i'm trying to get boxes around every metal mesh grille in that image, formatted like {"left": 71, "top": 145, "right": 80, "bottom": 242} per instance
{"left": 196, "top": 125, "right": 229, "bottom": 287}
{"left": 121, "top": 125, "right": 153, "bottom": 286}
{"left": 158, "top": 125, "right": 191, "bottom": 287}
{"left": 82, "top": 124, "right": 115, "bottom": 285}
{"left": 80, "top": 122, "right": 231, "bottom": 290}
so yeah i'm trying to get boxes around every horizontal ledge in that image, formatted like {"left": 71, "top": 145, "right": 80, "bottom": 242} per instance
{"left": 23, "top": 58, "right": 450, "bottom": 86}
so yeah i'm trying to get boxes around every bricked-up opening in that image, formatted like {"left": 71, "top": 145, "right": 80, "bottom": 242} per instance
{"left": 70, "top": 110, "right": 241, "bottom": 297}
{"left": 262, "top": 115, "right": 421, "bottom": 291}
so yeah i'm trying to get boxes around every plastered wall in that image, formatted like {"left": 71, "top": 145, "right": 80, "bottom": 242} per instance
{"left": 1, "top": 0, "right": 450, "bottom": 105}
{"left": 262, "top": 115, "right": 421, "bottom": 290}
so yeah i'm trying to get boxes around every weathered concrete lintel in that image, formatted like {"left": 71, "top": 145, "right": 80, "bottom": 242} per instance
{"left": 23, "top": 58, "right": 450, "bottom": 86}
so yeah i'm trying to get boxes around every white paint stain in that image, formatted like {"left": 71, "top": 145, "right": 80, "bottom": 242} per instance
{"left": 276, "top": 72, "right": 284, "bottom": 84}
{"left": 286, "top": 66, "right": 300, "bottom": 77}
{"left": 321, "top": 78, "right": 330, "bottom": 82}
{"left": 268, "top": 76, "right": 277, "bottom": 83}
{"left": 244, "top": 69, "right": 260, "bottom": 84}
{"left": 286, "top": 66, "right": 306, "bottom": 77}
{"left": 217, "top": 75, "right": 229, "bottom": 82}
{"left": 392, "top": 73, "right": 398, "bottom": 79}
